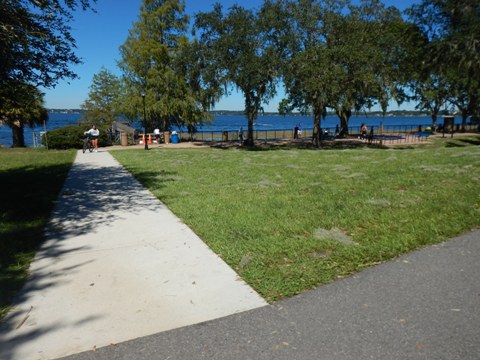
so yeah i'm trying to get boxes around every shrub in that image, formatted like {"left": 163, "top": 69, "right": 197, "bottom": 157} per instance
{"left": 42, "top": 125, "right": 112, "bottom": 149}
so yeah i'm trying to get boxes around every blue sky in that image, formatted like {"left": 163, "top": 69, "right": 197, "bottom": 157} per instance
{"left": 42, "top": 0, "right": 418, "bottom": 111}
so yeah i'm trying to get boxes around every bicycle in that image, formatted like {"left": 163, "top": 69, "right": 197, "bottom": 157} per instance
{"left": 82, "top": 135, "right": 94, "bottom": 153}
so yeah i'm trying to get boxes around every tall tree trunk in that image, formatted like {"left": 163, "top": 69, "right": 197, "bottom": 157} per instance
{"left": 246, "top": 111, "right": 255, "bottom": 147}
{"left": 312, "top": 105, "right": 323, "bottom": 147}
{"left": 431, "top": 113, "right": 437, "bottom": 131}
{"left": 335, "top": 108, "right": 351, "bottom": 137}
{"left": 461, "top": 109, "right": 468, "bottom": 132}
{"left": 12, "top": 121, "right": 25, "bottom": 147}
{"left": 430, "top": 100, "right": 443, "bottom": 132}
{"left": 245, "top": 93, "right": 256, "bottom": 147}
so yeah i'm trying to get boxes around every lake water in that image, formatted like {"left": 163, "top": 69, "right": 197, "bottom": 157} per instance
{"left": 0, "top": 112, "right": 459, "bottom": 147}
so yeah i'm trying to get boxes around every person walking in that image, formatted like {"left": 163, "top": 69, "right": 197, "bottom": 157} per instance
{"left": 360, "top": 123, "right": 368, "bottom": 140}
{"left": 84, "top": 125, "right": 100, "bottom": 152}
{"left": 154, "top": 128, "right": 161, "bottom": 143}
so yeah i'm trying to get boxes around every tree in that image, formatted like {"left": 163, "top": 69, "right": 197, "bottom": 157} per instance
{"left": 405, "top": 2, "right": 450, "bottom": 129}
{"left": 323, "top": 0, "right": 411, "bottom": 134}
{"left": 447, "top": 75, "right": 480, "bottom": 129}
{"left": 118, "top": 0, "right": 209, "bottom": 134}
{"left": 81, "top": 68, "right": 123, "bottom": 125}
{"left": 0, "top": 0, "right": 95, "bottom": 88}
{"left": 370, "top": 5, "right": 412, "bottom": 116}
{"left": 439, "top": 0, "right": 480, "bottom": 123}
{"left": 412, "top": 74, "right": 450, "bottom": 129}
{"left": 277, "top": 0, "right": 339, "bottom": 145}
{"left": 194, "top": 3, "right": 280, "bottom": 146}
{"left": 0, "top": 0, "right": 95, "bottom": 146}
{"left": 0, "top": 82, "right": 48, "bottom": 147}
{"left": 278, "top": 0, "right": 408, "bottom": 139}
{"left": 406, "top": 0, "right": 480, "bottom": 128}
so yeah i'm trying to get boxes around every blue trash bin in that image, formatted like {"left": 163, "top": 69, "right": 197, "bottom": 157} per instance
{"left": 171, "top": 133, "right": 179, "bottom": 144}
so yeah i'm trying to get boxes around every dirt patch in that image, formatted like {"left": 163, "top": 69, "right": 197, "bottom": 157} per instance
{"left": 314, "top": 228, "right": 357, "bottom": 245}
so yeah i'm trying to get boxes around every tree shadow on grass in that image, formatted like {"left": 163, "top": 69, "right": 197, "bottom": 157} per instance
{"left": 457, "top": 137, "right": 480, "bottom": 146}
{"left": 1, "top": 156, "right": 177, "bottom": 321}
{"left": 0, "top": 162, "right": 72, "bottom": 319}
{"left": 0, "top": 153, "right": 178, "bottom": 357}
{"left": 221, "top": 139, "right": 383, "bottom": 151}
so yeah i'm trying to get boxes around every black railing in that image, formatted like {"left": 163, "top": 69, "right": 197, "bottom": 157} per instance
{"left": 176, "top": 123, "right": 478, "bottom": 144}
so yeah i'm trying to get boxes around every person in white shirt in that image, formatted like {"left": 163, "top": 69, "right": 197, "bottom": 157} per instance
{"left": 85, "top": 125, "right": 100, "bottom": 152}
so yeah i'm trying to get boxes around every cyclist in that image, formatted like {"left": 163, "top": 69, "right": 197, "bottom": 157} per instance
{"left": 84, "top": 125, "right": 100, "bottom": 152}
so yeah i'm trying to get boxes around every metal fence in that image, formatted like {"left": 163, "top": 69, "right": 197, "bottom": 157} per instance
{"left": 182, "top": 128, "right": 295, "bottom": 142}
{"left": 32, "top": 131, "right": 46, "bottom": 147}
{"left": 177, "top": 123, "right": 479, "bottom": 144}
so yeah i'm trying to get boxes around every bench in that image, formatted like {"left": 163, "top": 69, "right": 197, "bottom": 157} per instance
{"left": 417, "top": 131, "right": 432, "bottom": 138}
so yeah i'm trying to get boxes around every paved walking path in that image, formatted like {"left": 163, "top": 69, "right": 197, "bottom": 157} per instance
{"left": 63, "top": 229, "right": 480, "bottom": 360}
{"left": 0, "top": 150, "right": 267, "bottom": 360}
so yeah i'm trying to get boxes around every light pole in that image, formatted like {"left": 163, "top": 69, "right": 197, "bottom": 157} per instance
{"left": 141, "top": 92, "right": 148, "bottom": 150}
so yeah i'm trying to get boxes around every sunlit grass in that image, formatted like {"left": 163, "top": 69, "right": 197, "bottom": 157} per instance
{"left": 112, "top": 136, "right": 480, "bottom": 302}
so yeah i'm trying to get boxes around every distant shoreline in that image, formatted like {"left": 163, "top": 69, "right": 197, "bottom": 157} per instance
{"left": 47, "top": 108, "right": 433, "bottom": 117}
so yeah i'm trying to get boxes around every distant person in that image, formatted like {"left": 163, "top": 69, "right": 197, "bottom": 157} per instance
{"left": 361, "top": 123, "right": 368, "bottom": 139}
{"left": 368, "top": 126, "right": 374, "bottom": 144}
{"left": 84, "top": 125, "right": 99, "bottom": 152}
{"left": 294, "top": 125, "right": 299, "bottom": 139}
{"left": 238, "top": 126, "right": 244, "bottom": 145}
{"left": 297, "top": 123, "right": 302, "bottom": 138}
{"left": 154, "top": 128, "right": 160, "bottom": 143}
{"left": 335, "top": 124, "right": 340, "bottom": 137}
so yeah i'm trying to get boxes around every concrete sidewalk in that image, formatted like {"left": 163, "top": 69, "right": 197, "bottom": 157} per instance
{"left": 0, "top": 150, "right": 267, "bottom": 360}
{"left": 63, "top": 229, "right": 480, "bottom": 360}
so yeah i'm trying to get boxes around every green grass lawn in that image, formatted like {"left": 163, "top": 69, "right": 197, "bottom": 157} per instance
{"left": 0, "top": 136, "right": 478, "bottom": 322}
{"left": 0, "top": 148, "right": 75, "bottom": 319}
{"left": 112, "top": 136, "right": 480, "bottom": 302}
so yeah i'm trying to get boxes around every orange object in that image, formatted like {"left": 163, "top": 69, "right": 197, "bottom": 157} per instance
{"left": 142, "top": 134, "right": 146, "bottom": 144}
{"left": 148, "top": 134, "right": 152, "bottom": 144}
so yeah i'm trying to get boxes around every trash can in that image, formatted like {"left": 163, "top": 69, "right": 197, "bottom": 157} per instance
{"left": 164, "top": 131, "right": 170, "bottom": 144}
{"left": 120, "top": 132, "right": 128, "bottom": 146}
{"left": 171, "top": 133, "right": 179, "bottom": 144}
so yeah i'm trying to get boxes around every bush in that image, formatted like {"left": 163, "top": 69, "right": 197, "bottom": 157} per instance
{"left": 42, "top": 125, "right": 112, "bottom": 149}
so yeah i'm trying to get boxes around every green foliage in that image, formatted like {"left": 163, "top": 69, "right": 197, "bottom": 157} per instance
{"left": 0, "top": 148, "right": 75, "bottom": 320}
{"left": 44, "top": 125, "right": 112, "bottom": 150}
{"left": 0, "top": 0, "right": 95, "bottom": 147}
{"left": 0, "top": 0, "right": 95, "bottom": 88}
{"left": 81, "top": 68, "right": 124, "bottom": 125}
{"left": 113, "top": 138, "right": 480, "bottom": 302}
{"left": 194, "top": 2, "right": 281, "bottom": 145}
{"left": 0, "top": 81, "right": 48, "bottom": 147}
{"left": 274, "top": 0, "right": 410, "bottom": 135}
{"left": 118, "top": 0, "right": 209, "bottom": 132}
{"left": 43, "top": 126, "right": 85, "bottom": 149}
{"left": 406, "top": 0, "right": 480, "bottom": 124}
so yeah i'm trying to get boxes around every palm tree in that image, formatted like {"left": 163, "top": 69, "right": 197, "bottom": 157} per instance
{"left": 0, "top": 82, "right": 48, "bottom": 147}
